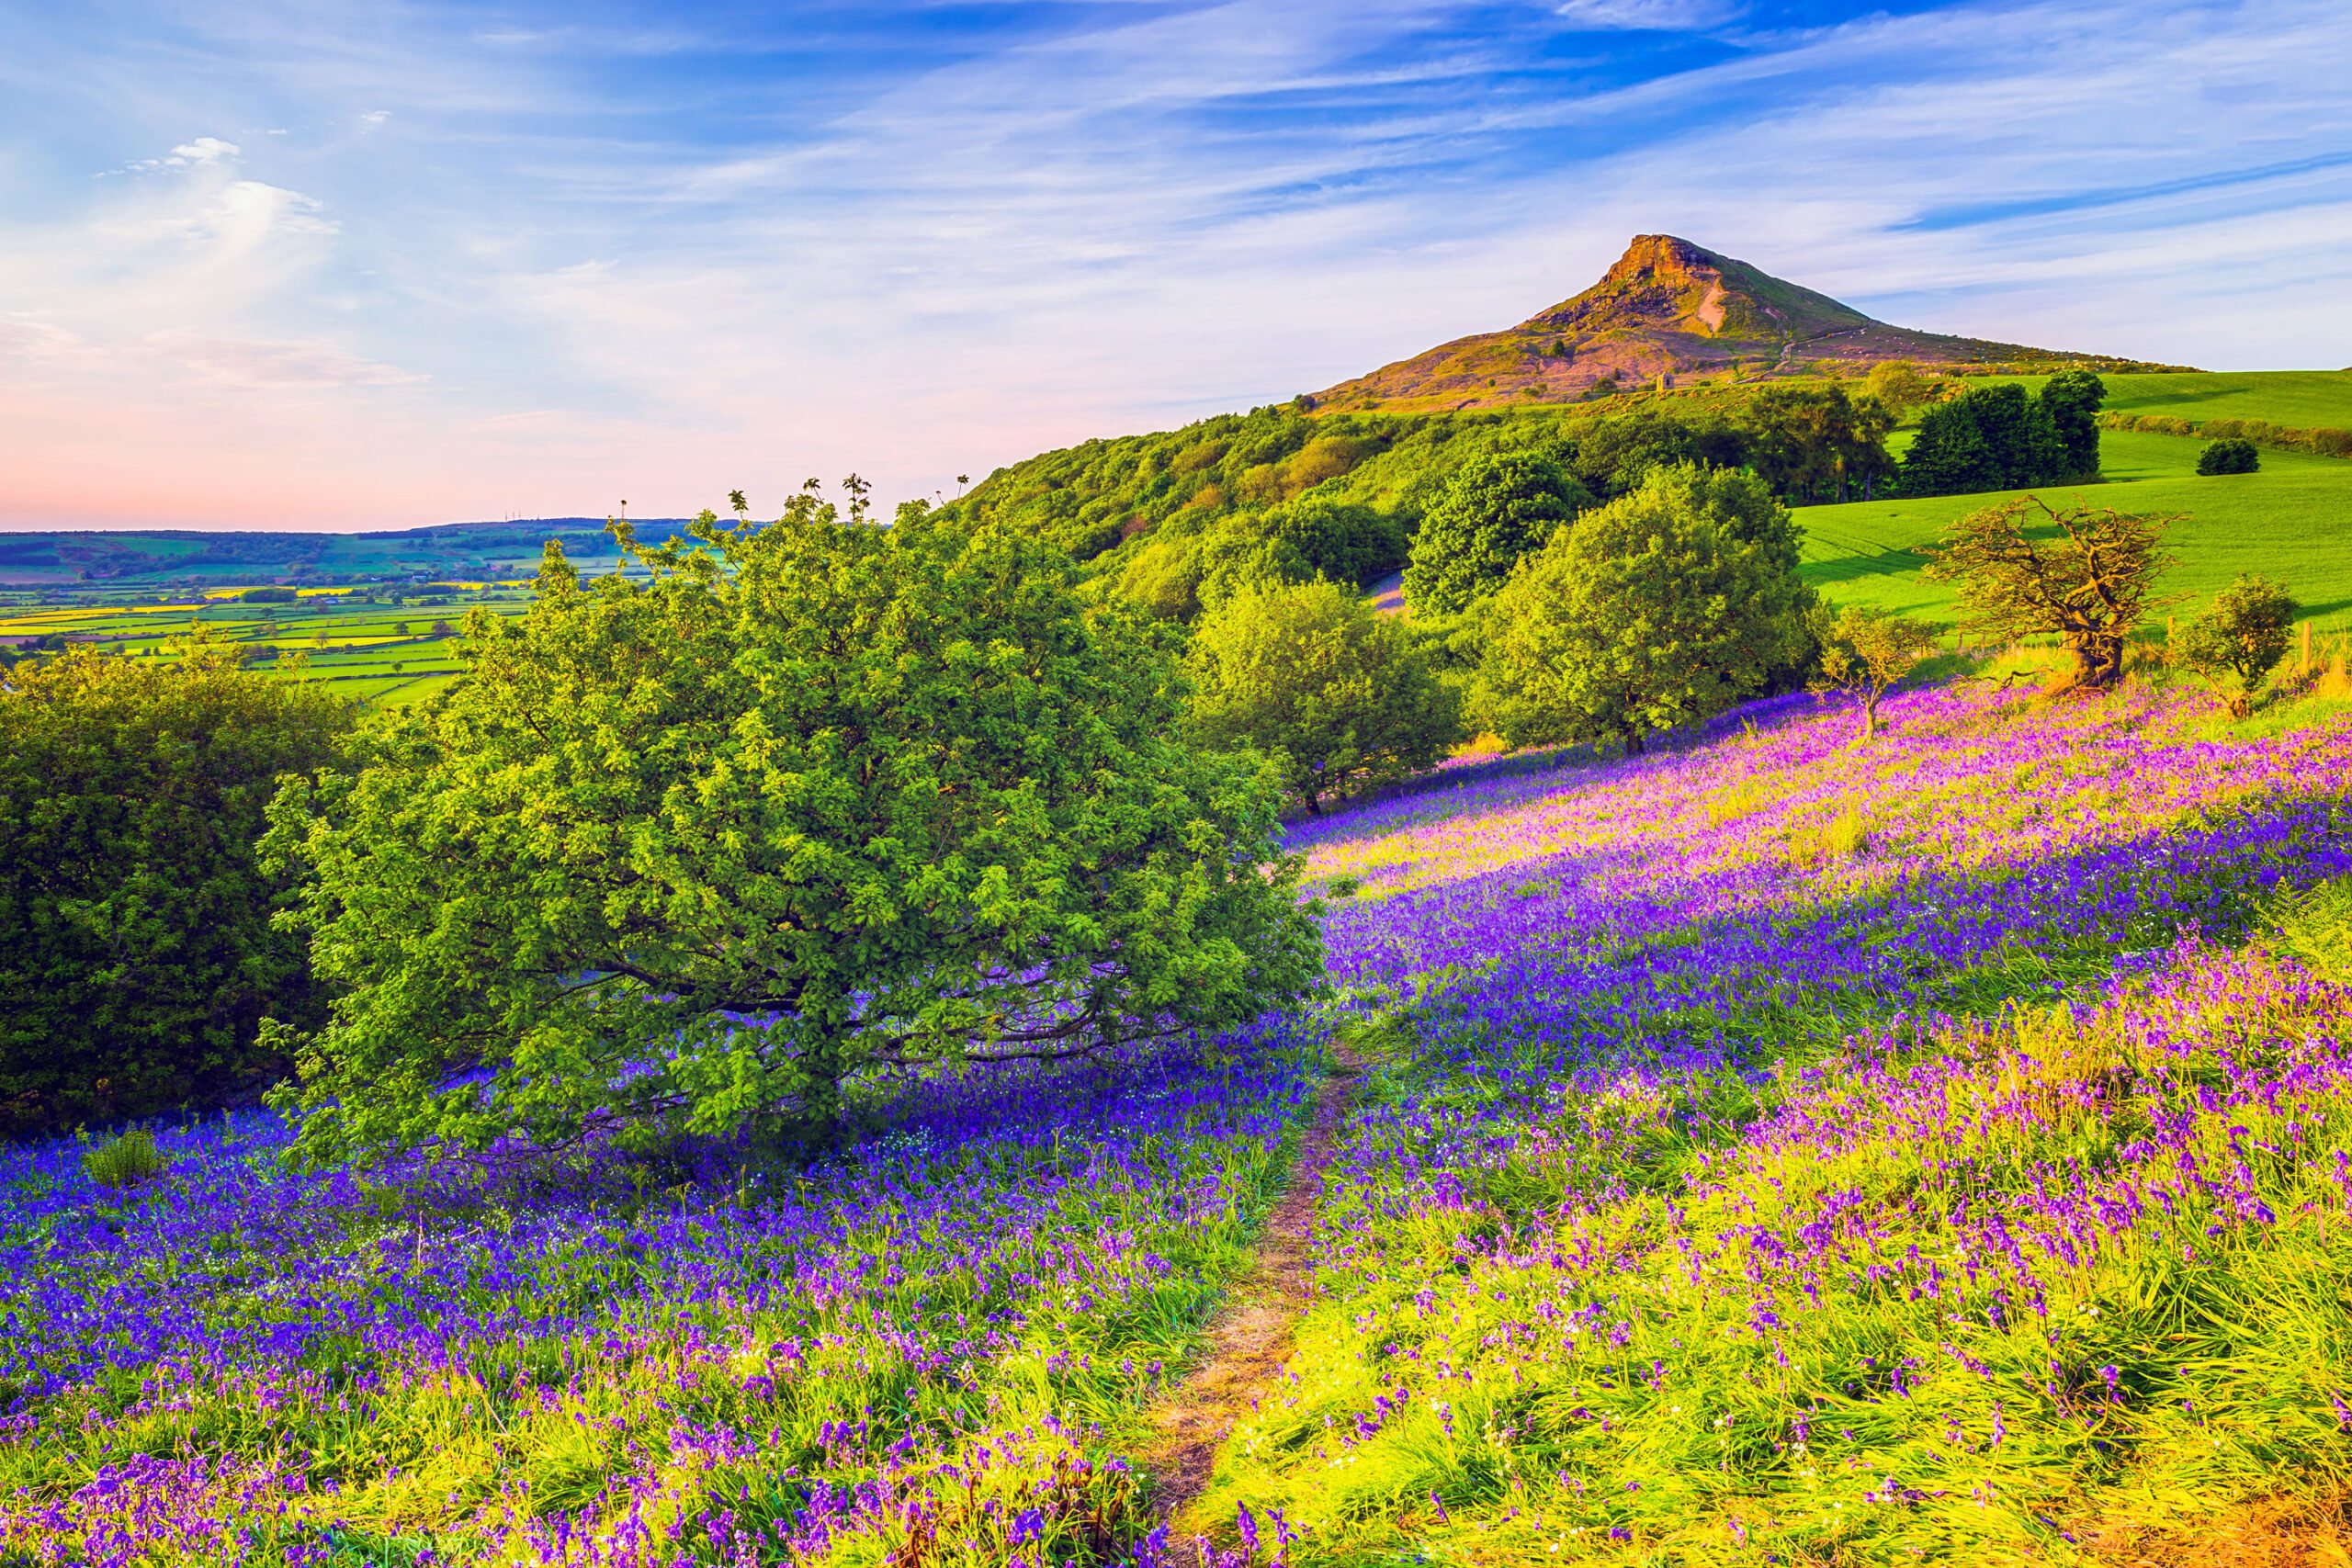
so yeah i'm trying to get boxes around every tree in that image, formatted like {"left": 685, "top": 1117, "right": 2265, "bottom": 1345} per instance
{"left": 1258, "top": 493, "right": 1408, "bottom": 589}
{"left": 2198, "top": 438, "right": 2259, "bottom": 476}
{"left": 1476, "top": 465, "right": 1815, "bottom": 753}
{"left": 1566, "top": 411, "right": 1745, "bottom": 499}
{"left": 1402, "top": 448, "right": 1589, "bottom": 615}
{"left": 264, "top": 500, "right": 1321, "bottom": 1166}
{"left": 1184, "top": 580, "right": 1462, "bottom": 814}
{"left": 1862, "top": 361, "right": 1933, "bottom": 417}
{"left": 2176, "top": 574, "right": 2298, "bottom": 717}
{"left": 2040, "top": 369, "right": 2106, "bottom": 479}
{"left": 1809, "top": 604, "right": 1940, "bottom": 740}
{"left": 1922, "top": 497, "right": 2176, "bottom": 693}
{"left": 1898, "top": 384, "right": 2066, "bottom": 497}
{"left": 0, "top": 644, "right": 351, "bottom": 1134}
{"left": 1741, "top": 384, "right": 1894, "bottom": 503}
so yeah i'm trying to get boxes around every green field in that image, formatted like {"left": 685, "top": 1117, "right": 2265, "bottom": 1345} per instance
{"left": 1801, "top": 371, "right": 2352, "bottom": 627}
{"left": 0, "top": 587, "right": 530, "bottom": 707}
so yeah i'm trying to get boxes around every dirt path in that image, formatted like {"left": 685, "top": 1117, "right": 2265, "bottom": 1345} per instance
{"left": 1136, "top": 1051, "right": 1362, "bottom": 1533}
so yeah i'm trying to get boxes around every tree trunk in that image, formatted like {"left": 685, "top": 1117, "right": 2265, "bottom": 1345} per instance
{"left": 1860, "top": 690, "right": 1881, "bottom": 741}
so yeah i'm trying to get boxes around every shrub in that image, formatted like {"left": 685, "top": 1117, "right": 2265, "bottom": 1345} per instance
{"left": 2198, "top": 437, "right": 2260, "bottom": 475}
{"left": 0, "top": 647, "right": 351, "bottom": 1135}
{"left": 82, "top": 1130, "right": 167, "bottom": 1190}
{"left": 1809, "top": 604, "right": 1941, "bottom": 739}
{"left": 2175, "top": 573, "right": 2298, "bottom": 717}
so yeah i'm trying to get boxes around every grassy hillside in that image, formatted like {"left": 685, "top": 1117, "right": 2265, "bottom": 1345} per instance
{"left": 8, "top": 671, "right": 2352, "bottom": 1565}
{"left": 1804, "top": 375, "right": 2352, "bottom": 626}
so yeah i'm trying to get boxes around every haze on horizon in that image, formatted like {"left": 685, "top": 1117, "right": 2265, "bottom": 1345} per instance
{"left": 3, "top": 0, "right": 2348, "bottom": 535}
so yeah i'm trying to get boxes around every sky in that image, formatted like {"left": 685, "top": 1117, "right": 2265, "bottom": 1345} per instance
{"left": 1, "top": 0, "right": 2348, "bottom": 531}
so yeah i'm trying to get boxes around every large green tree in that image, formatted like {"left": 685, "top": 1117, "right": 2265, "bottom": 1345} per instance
{"left": 265, "top": 499, "right": 1322, "bottom": 1165}
{"left": 1741, "top": 383, "right": 1894, "bottom": 503}
{"left": 0, "top": 644, "right": 351, "bottom": 1134}
{"left": 1402, "top": 448, "right": 1591, "bottom": 615}
{"left": 2040, "top": 369, "right": 2106, "bottom": 479}
{"left": 1477, "top": 464, "right": 1815, "bottom": 753}
{"left": 1185, "top": 580, "right": 1461, "bottom": 814}
{"left": 1899, "top": 383, "right": 2067, "bottom": 497}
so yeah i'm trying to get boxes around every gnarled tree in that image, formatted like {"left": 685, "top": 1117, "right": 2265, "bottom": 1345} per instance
{"left": 1922, "top": 498, "right": 2175, "bottom": 694}
{"left": 264, "top": 495, "right": 1323, "bottom": 1166}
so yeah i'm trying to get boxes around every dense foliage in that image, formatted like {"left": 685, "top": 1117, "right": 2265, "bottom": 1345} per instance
{"left": 2177, "top": 573, "right": 2299, "bottom": 716}
{"left": 1924, "top": 497, "right": 2173, "bottom": 691}
{"left": 1476, "top": 464, "right": 1814, "bottom": 751}
{"left": 2198, "top": 435, "right": 2261, "bottom": 475}
{"left": 1899, "top": 378, "right": 2101, "bottom": 497}
{"left": 0, "top": 646, "right": 349, "bottom": 1134}
{"left": 1740, "top": 382, "right": 1894, "bottom": 503}
{"left": 949, "top": 393, "right": 1885, "bottom": 623}
{"left": 265, "top": 502, "right": 1322, "bottom": 1166}
{"left": 1399, "top": 448, "right": 1589, "bottom": 615}
{"left": 1184, "top": 580, "right": 1462, "bottom": 813}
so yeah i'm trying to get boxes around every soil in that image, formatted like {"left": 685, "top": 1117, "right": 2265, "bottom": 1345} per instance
{"left": 1135, "top": 1050, "right": 1363, "bottom": 1535}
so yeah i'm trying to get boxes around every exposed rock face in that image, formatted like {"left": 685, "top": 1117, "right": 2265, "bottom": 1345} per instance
{"left": 1309, "top": 235, "right": 2173, "bottom": 413}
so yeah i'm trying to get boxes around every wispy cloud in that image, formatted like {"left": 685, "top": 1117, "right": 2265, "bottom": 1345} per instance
{"left": 0, "top": 0, "right": 2346, "bottom": 529}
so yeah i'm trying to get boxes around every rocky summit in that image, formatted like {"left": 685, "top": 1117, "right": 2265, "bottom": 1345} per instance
{"left": 1309, "top": 234, "right": 2177, "bottom": 412}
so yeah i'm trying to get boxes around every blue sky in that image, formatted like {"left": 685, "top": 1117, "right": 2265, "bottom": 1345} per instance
{"left": 1, "top": 0, "right": 2347, "bottom": 529}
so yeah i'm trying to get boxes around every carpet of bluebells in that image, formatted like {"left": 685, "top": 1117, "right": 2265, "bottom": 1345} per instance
{"left": 9, "top": 675, "right": 2352, "bottom": 1567}
{"left": 1204, "top": 681, "right": 2352, "bottom": 1561}
{"left": 0, "top": 1025, "right": 1321, "bottom": 1567}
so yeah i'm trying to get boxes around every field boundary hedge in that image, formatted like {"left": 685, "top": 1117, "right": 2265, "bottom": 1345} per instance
{"left": 2099, "top": 409, "right": 2352, "bottom": 457}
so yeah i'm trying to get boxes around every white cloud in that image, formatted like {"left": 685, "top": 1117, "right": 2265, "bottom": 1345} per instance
{"left": 1554, "top": 0, "right": 1744, "bottom": 30}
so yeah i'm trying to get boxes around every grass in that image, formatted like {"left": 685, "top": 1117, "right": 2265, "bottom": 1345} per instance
{"left": 1198, "top": 681, "right": 2352, "bottom": 1565}
{"left": 1800, "top": 426, "right": 2352, "bottom": 626}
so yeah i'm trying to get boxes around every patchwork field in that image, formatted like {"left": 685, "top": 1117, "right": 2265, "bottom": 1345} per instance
{"left": 7, "top": 659, "right": 2352, "bottom": 1565}
{"left": 0, "top": 588, "right": 528, "bottom": 707}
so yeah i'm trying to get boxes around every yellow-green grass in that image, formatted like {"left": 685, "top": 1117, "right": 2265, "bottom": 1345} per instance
{"left": 1800, "top": 427, "right": 2352, "bottom": 626}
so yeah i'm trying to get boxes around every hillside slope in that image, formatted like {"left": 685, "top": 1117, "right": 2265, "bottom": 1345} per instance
{"left": 1313, "top": 234, "right": 2181, "bottom": 412}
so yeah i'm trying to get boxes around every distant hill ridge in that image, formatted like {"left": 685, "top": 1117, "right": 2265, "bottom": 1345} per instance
{"left": 1311, "top": 234, "right": 2188, "bottom": 413}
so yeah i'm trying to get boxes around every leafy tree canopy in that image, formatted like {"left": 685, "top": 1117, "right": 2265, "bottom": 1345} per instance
{"left": 1742, "top": 383, "right": 1894, "bottom": 504}
{"left": 1809, "top": 604, "right": 1941, "bottom": 739}
{"left": 265, "top": 497, "right": 1323, "bottom": 1166}
{"left": 1476, "top": 464, "right": 1815, "bottom": 752}
{"left": 2040, "top": 369, "right": 2106, "bottom": 479}
{"left": 1184, "top": 580, "right": 1462, "bottom": 814}
{"left": 0, "top": 643, "right": 351, "bottom": 1134}
{"left": 2176, "top": 574, "right": 2298, "bottom": 717}
{"left": 1402, "top": 447, "right": 1591, "bottom": 616}
{"left": 1899, "top": 382, "right": 2071, "bottom": 497}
